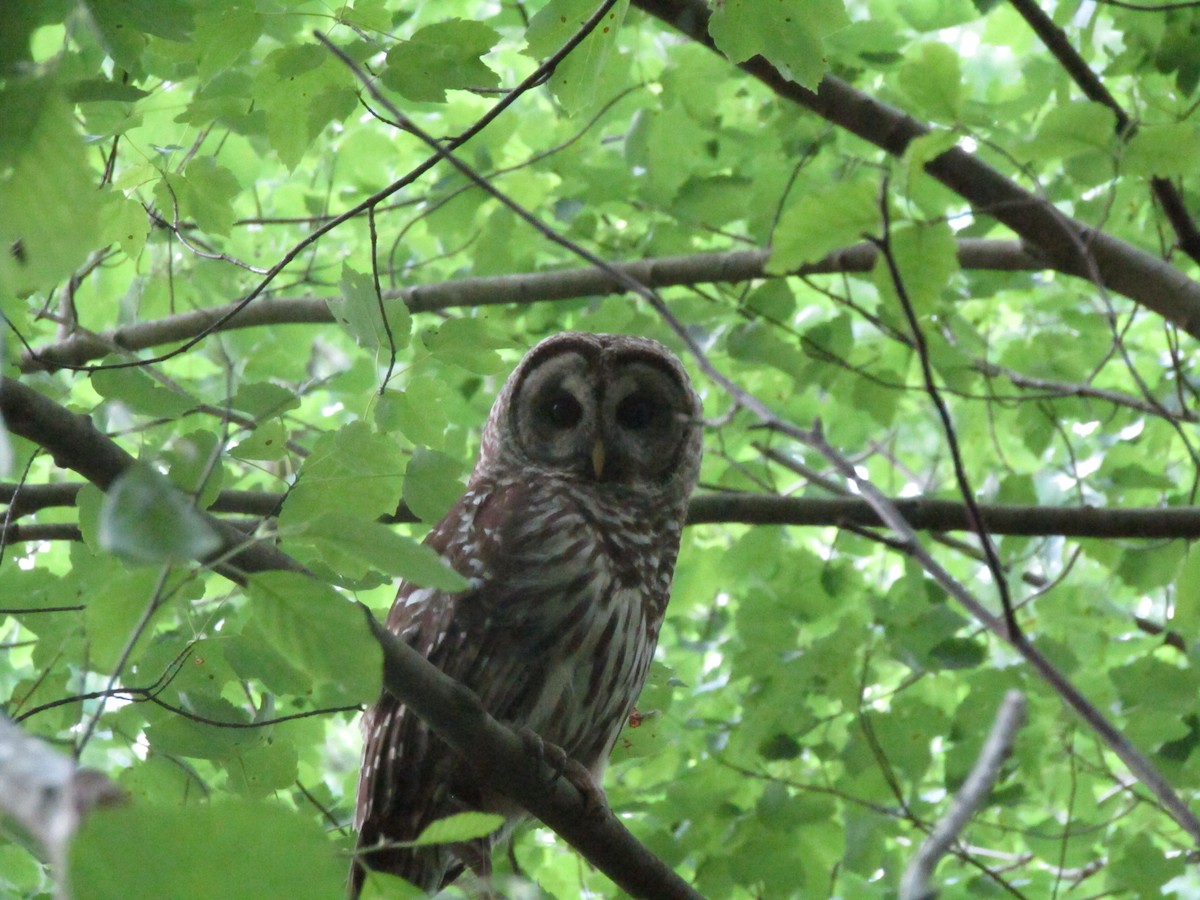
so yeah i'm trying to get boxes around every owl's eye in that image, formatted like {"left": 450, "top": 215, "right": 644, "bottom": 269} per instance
{"left": 541, "top": 390, "right": 583, "bottom": 429}
{"left": 616, "top": 393, "right": 658, "bottom": 430}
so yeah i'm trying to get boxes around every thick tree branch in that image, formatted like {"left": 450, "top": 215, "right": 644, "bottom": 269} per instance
{"left": 0, "top": 714, "right": 125, "bottom": 900}
{"left": 9, "top": 480, "right": 1200, "bottom": 539}
{"left": 0, "top": 377, "right": 699, "bottom": 900}
{"left": 363, "top": 611, "right": 702, "bottom": 900}
{"left": 0, "top": 377, "right": 306, "bottom": 581}
{"left": 17, "top": 240, "right": 1043, "bottom": 371}
{"left": 630, "top": 0, "right": 1200, "bottom": 338}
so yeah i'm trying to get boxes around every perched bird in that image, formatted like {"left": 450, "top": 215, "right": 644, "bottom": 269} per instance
{"left": 351, "top": 331, "right": 703, "bottom": 896}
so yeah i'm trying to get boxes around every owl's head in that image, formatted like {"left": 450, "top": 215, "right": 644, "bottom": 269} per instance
{"left": 479, "top": 332, "right": 703, "bottom": 494}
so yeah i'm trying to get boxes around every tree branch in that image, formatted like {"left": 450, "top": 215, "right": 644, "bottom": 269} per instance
{"left": 1006, "top": 0, "right": 1200, "bottom": 266}
{"left": 900, "top": 691, "right": 1027, "bottom": 900}
{"left": 0, "top": 377, "right": 699, "bottom": 899}
{"left": 363, "top": 611, "right": 702, "bottom": 900}
{"left": 0, "top": 714, "right": 125, "bottom": 900}
{"left": 630, "top": 0, "right": 1200, "bottom": 338}
{"left": 18, "top": 240, "right": 1044, "bottom": 371}
{"left": 8, "top": 480, "right": 1200, "bottom": 540}
{"left": 0, "top": 377, "right": 306, "bottom": 582}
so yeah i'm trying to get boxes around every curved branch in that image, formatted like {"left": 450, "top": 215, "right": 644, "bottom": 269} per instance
{"left": 364, "top": 611, "right": 701, "bottom": 900}
{"left": 0, "top": 377, "right": 306, "bottom": 581}
{"left": 19, "top": 240, "right": 1043, "bottom": 371}
{"left": 0, "top": 377, "right": 699, "bottom": 900}
{"left": 630, "top": 0, "right": 1200, "bottom": 338}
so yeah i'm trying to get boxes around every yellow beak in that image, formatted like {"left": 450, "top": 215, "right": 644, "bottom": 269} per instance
{"left": 591, "top": 439, "right": 606, "bottom": 480}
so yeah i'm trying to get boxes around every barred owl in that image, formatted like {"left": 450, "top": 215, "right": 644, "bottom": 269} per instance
{"left": 351, "top": 331, "right": 703, "bottom": 896}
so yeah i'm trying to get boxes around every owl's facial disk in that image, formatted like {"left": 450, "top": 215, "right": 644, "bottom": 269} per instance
{"left": 512, "top": 350, "right": 694, "bottom": 486}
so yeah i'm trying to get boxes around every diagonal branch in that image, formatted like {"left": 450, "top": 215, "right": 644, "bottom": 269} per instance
{"left": 363, "top": 612, "right": 702, "bottom": 900}
{"left": 0, "top": 376, "right": 700, "bottom": 900}
{"left": 630, "top": 0, "right": 1200, "bottom": 338}
{"left": 0, "top": 377, "right": 306, "bottom": 582}
{"left": 0, "top": 714, "right": 126, "bottom": 900}
{"left": 1006, "top": 0, "right": 1200, "bottom": 266}
{"left": 900, "top": 691, "right": 1027, "bottom": 900}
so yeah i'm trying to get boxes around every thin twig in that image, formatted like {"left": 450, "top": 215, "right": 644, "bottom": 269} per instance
{"left": 869, "top": 187, "right": 1019, "bottom": 640}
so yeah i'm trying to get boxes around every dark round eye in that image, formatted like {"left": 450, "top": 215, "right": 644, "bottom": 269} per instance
{"left": 541, "top": 390, "right": 583, "bottom": 429}
{"left": 616, "top": 393, "right": 658, "bottom": 430}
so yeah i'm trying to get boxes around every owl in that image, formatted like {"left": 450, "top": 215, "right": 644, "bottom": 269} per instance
{"left": 350, "top": 331, "right": 703, "bottom": 896}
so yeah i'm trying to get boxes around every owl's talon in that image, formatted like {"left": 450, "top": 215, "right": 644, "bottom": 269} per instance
{"left": 562, "top": 758, "right": 608, "bottom": 817}
{"left": 513, "top": 726, "right": 608, "bottom": 814}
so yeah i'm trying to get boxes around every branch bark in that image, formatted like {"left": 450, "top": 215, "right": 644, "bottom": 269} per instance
{"left": 9, "top": 481, "right": 1200, "bottom": 540}
{"left": 0, "top": 377, "right": 306, "bottom": 581}
{"left": 630, "top": 0, "right": 1200, "bottom": 338}
{"left": 0, "top": 714, "right": 125, "bottom": 900}
{"left": 900, "top": 691, "right": 1027, "bottom": 900}
{"left": 363, "top": 612, "right": 702, "bottom": 900}
{"left": 18, "top": 240, "right": 1043, "bottom": 371}
{"left": 0, "top": 377, "right": 699, "bottom": 900}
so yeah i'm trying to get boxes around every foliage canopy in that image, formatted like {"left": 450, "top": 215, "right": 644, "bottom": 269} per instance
{"left": 3, "top": 0, "right": 1200, "bottom": 897}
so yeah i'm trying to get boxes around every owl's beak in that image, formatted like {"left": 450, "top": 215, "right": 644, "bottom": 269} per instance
{"left": 591, "top": 439, "right": 606, "bottom": 480}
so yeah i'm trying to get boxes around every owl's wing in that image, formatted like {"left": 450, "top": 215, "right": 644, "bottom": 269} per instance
{"left": 353, "top": 479, "right": 563, "bottom": 893}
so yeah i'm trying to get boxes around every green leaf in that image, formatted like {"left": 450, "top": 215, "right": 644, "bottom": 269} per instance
{"left": 383, "top": 19, "right": 501, "bottom": 103}
{"left": 375, "top": 377, "right": 451, "bottom": 446}
{"left": 0, "top": 82, "right": 103, "bottom": 293}
{"left": 163, "top": 429, "right": 224, "bottom": 508}
{"left": 223, "top": 739, "right": 299, "bottom": 798}
{"left": 232, "top": 382, "right": 301, "bottom": 419}
{"left": 1173, "top": 548, "right": 1200, "bottom": 640}
{"left": 154, "top": 158, "right": 241, "bottom": 237}
{"left": 769, "top": 180, "right": 879, "bottom": 271}
{"left": 194, "top": 5, "right": 263, "bottom": 83}
{"left": 100, "top": 193, "right": 151, "bottom": 260}
{"left": 1123, "top": 123, "right": 1200, "bottom": 178}
{"left": 875, "top": 221, "right": 959, "bottom": 316}
{"left": 87, "top": 0, "right": 195, "bottom": 43}
{"left": 247, "top": 571, "right": 382, "bottom": 706}
{"left": 296, "top": 512, "right": 469, "bottom": 591}
{"left": 1025, "top": 101, "right": 1117, "bottom": 162}
{"left": 280, "top": 422, "right": 405, "bottom": 525}
{"left": 897, "top": 42, "right": 962, "bottom": 121}
{"left": 230, "top": 417, "right": 288, "bottom": 462}
{"left": 255, "top": 45, "right": 355, "bottom": 169}
{"left": 330, "top": 263, "right": 412, "bottom": 353}
{"left": 927, "top": 636, "right": 986, "bottom": 670}
{"left": 98, "top": 464, "right": 222, "bottom": 564}
{"left": 403, "top": 447, "right": 465, "bottom": 523}
{"left": 422, "top": 318, "right": 508, "bottom": 374}
{"left": 144, "top": 694, "right": 257, "bottom": 760}
{"left": 525, "top": 0, "right": 630, "bottom": 114}
{"left": 708, "top": 0, "right": 848, "bottom": 89}
{"left": 410, "top": 812, "right": 505, "bottom": 846}
{"left": 1106, "top": 832, "right": 1185, "bottom": 899}
{"left": 91, "top": 365, "right": 194, "bottom": 418}
{"left": 70, "top": 801, "right": 344, "bottom": 900}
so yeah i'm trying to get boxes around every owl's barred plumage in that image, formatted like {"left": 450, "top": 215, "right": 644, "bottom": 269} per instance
{"left": 351, "top": 332, "right": 703, "bottom": 896}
